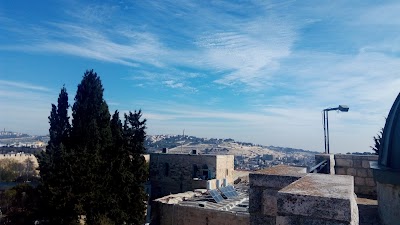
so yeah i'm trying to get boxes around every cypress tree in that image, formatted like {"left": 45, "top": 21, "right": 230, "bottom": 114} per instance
{"left": 122, "top": 110, "right": 148, "bottom": 225}
{"left": 38, "top": 70, "right": 148, "bottom": 224}
{"left": 38, "top": 86, "right": 76, "bottom": 224}
{"left": 69, "top": 69, "right": 112, "bottom": 223}
{"left": 106, "top": 110, "right": 148, "bottom": 224}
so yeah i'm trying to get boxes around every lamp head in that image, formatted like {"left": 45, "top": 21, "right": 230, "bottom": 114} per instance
{"left": 338, "top": 105, "right": 349, "bottom": 112}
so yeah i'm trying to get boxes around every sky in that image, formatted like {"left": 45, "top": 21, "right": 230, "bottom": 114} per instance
{"left": 1, "top": 0, "right": 399, "bottom": 153}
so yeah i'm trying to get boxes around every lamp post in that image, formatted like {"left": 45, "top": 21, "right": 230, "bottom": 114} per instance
{"left": 323, "top": 105, "right": 349, "bottom": 154}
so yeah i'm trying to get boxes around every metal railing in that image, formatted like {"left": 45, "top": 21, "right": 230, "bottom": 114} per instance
{"left": 309, "top": 160, "right": 328, "bottom": 173}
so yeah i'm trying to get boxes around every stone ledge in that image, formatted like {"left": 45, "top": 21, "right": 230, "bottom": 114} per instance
{"left": 277, "top": 174, "right": 357, "bottom": 223}
{"left": 335, "top": 159, "right": 353, "bottom": 167}
{"left": 250, "top": 165, "right": 306, "bottom": 189}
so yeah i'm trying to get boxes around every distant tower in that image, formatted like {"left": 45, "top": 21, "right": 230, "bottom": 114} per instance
{"left": 181, "top": 129, "right": 185, "bottom": 153}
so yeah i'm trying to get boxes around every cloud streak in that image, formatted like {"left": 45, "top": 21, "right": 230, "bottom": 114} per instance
{"left": 0, "top": 80, "right": 51, "bottom": 92}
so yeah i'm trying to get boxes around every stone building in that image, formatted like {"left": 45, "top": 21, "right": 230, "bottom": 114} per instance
{"left": 149, "top": 153, "right": 234, "bottom": 199}
{"left": 151, "top": 188, "right": 249, "bottom": 225}
{"left": 152, "top": 164, "right": 365, "bottom": 225}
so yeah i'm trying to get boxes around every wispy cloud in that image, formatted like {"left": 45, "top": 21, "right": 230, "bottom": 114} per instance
{"left": 2, "top": 0, "right": 400, "bottom": 152}
{"left": 0, "top": 80, "right": 51, "bottom": 92}
{"left": 0, "top": 0, "right": 298, "bottom": 90}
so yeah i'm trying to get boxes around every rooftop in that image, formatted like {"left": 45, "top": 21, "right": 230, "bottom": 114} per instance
{"left": 154, "top": 183, "right": 249, "bottom": 214}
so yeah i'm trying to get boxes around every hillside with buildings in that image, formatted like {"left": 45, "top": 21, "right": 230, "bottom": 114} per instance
{"left": 1, "top": 131, "right": 318, "bottom": 170}
{"left": 0, "top": 131, "right": 48, "bottom": 149}
{"left": 145, "top": 135, "right": 319, "bottom": 170}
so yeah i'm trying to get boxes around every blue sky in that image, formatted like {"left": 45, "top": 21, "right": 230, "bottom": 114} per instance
{"left": 1, "top": 0, "right": 399, "bottom": 153}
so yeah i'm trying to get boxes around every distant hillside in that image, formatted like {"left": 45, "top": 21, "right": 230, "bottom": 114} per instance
{"left": 145, "top": 134, "right": 318, "bottom": 155}
{"left": 0, "top": 131, "right": 49, "bottom": 148}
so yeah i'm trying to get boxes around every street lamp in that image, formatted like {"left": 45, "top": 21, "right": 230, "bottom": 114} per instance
{"left": 323, "top": 105, "right": 349, "bottom": 154}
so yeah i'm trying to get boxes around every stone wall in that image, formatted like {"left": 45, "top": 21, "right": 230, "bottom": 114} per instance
{"left": 0, "top": 153, "right": 39, "bottom": 174}
{"left": 152, "top": 201, "right": 249, "bottom": 225}
{"left": 334, "top": 154, "right": 378, "bottom": 198}
{"left": 216, "top": 155, "right": 234, "bottom": 181}
{"left": 149, "top": 153, "right": 234, "bottom": 199}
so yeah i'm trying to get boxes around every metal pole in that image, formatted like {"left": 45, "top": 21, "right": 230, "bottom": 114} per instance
{"left": 323, "top": 111, "right": 327, "bottom": 154}
{"left": 327, "top": 111, "right": 330, "bottom": 154}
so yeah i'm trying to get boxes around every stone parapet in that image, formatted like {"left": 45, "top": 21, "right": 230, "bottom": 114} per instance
{"left": 249, "top": 165, "right": 307, "bottom": 224}
{"left": 250, "top": 166, "right": 307, "bottom": 189}
{"left": 152, "top": 200, "right": 249, "bottom": 225}
{"left": 334, "top": 154, "right": 378, "bottom": 198}
{"left": 277, "top": 174, "right": 358, "bottom": 225}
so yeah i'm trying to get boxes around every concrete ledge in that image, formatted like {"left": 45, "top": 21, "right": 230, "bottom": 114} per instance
{"left": 277, "top": 174, "right": 358, "bottom": 223}
{"left": 250, "top": 165, "right": 306, "bottom": 189}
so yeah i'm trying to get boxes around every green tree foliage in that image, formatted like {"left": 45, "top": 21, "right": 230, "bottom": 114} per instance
{"left": 106, "top": 110, "right": 148, "bottom": 224}
{"left": 0, "top": 158, "right": 37, "bottom": 182}
{"left": 371, "top": 128, "right": 383, "bottom": 155}
{"left": 1, "top": 184, "right": 40, "bottom": 225}
{"left": 69, "top": 70, "right": 112, "bottom": 224}
{"left": 37, "top": 86, "right": 76, "bottom": 224}
{"left": 38, "top": 70, "right": 148, "bottom": 225}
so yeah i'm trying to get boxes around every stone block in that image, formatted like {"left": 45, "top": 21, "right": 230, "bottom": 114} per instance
{"left": 354, "top": 177, "right": 365, "bottom": 186}
{"left": 347, "top": 168, "right": 356, "bottom": 176}
{"left": 366, "top": 155, "right": 378, "bottom": 161}
{"left": 334, "top": 154, "right": 352, "bottom": 159}
{"left": 357, "top": 186, "right": 376, "bottom": 198}
{"left": 353, "top": 186, "right": 359, "bottom": 193}
{"left": 367, "top": 169, "right": 374, "bottom": 177}
{"left": 365, "top": 178, "right": 376, "bottom": 187}
{"left": 335, "top": 159, "right": 353, "bottom": 167}
{"left": 250, "top": 165, "right": 306, "bottom": 189}
{"left": 353, "top": 160, "right": 362, "bottom": 168}
{"left": 250, "top": 214, "right": 275, "bottom": 225}
{"left": 262, "top": 189, "right": 278, "bottom": 216}
{"left": 277, "top": 174, "right": 357, "bottom": 223}
{"left": 276, "top": 216, "right": 351, "bottom": 225}
{"left": 357, "top": 168, "right": 368, "bottom": 177}
{"left": 335, "top": 167, "right": 346, "bottom": 175}
{"left": 362, "top": 160, "right": 371, "bottom": 168}
{"left": 249, "top": 186, "right": 263, "bottom": 213}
